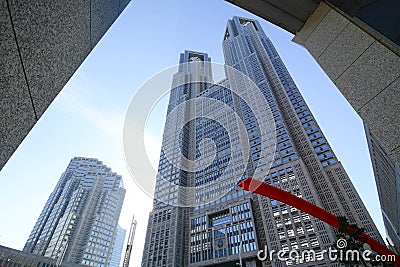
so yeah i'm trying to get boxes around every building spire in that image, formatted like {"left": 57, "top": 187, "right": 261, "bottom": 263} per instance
{"left": 122, "top": 214, "right": 137, "bottom": 267}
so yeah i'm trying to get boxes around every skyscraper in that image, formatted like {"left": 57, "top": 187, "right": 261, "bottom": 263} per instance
{"left": 142, "top": 17, "right": 382, "bottom": 267}
{"left": 110, "top": 225, "right": 127, "bottom": 267}
{"left": 24, "top": 157, "right": 126, "bottom": 267}
{"left": 365, "top": 125, "right": 400, "bottom": 252}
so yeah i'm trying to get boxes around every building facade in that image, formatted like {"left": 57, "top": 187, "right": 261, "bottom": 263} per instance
{"left": 227, "top": 0, "right": 400, "bottom": 258}
{"left": 227, "top": 0, "right": 400, "bottom": 173}
{"left": 24, "top": 157, "right": 126, "bottom": 267}
{"left": 110, "top": 225, "right": 126, "bottom": 267}
{"left": 0, "top": 245, "right": 85, "bottom": 267}
{"left": 141, "top": 17, "right": 383, "bottom": 267}
{"left": 0, "top": 0, "right": 131, "bottom": 171}
{"left": 366, "top": 125, "right": 400, "bottom": 253}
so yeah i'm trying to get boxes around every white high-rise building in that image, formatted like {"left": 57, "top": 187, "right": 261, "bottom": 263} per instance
{"left": 24, "top": 157, "right": 126, "bottom": 267}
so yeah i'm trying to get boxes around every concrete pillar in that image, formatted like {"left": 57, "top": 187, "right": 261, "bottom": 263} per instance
{"left": 293, "top": 2, "right": 400, "bottom": 168}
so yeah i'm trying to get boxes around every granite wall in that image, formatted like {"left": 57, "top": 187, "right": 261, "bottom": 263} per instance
{"left": 0, "top": 0, "right": 131, "bottom": 170}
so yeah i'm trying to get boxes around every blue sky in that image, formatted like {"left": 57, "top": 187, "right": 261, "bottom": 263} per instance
{"left": 0, "top": 1, "right": 385, "bottom": 266}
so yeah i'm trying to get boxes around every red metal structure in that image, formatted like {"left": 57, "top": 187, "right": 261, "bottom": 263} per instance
{"left": 237, "top": 177, "right": 400, "bottom": 266}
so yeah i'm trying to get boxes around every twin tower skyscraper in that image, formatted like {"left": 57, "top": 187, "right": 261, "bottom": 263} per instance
{"left": 141, "top": 17, "right": 382, "bottom": 267}
{"left": 23, "top": 16, "right": 383, "bottom": 267}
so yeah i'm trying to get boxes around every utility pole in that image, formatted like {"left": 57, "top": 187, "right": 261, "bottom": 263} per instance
{"left": 122, "top": 215, "right": 137, "bottom": 267}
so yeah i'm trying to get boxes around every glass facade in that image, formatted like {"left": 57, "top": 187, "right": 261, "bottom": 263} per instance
{"left": 110, "top": 225, "right": 126, "bottom": 267}
{"left": 366, "top": 125, "right": 400, "bottom": 252}
{"left": 142, "top": 17, "right": 383, "bottom": 267}
{"left": 24, "top": 157, "right": 126, "bottom": 267}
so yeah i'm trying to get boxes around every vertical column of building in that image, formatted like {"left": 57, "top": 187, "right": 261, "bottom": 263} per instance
{"left": 110, "top": 225, "right": 127, "bottom": 267}
{"left": 24, "top": 167, "right": 80, "bottom": 256}
{"left": 75, "top": 165, "right": 125, "bottom": 266}
{"left": 142, "top": 51, "right": 213, "bottom": 267}
{"left": 104, "top": 175, "right": 126, "bottom": 266}
{"left": 254, "top": 20, "right": 382, "bottom": 243}
{"left": 222, "top": 17, "right": 337, "bottom": 266}
{"left": 44, "top": 183, "right": 84, "bottom": 260}
{"left": 65, "top": 171, "right": 105, "bottom": 264}
{"left": 365, "top": 125, "right": 400, "bottom": 252}
{"left": 187, "top": 79, "right": 255, "bottom": 265}
{"left": 223, "top": 16, "right": 384, "bottom": 266}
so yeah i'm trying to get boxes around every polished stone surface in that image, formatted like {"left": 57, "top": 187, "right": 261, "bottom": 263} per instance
{"left": 303, "top": 8, "right": 349, "bottom": 59}
{"left": 359, "top": 77, "right": 400, "bottom": 154}
{"left": 292, "top": 2, "right": 330, "bottom": 45}
{"left": 335, "top": 41, "right": 400, "bottom": 111}
{"left": 317, "top": 22, "right": 374, "bottom": 81}
{"left": 0, "top": 0, "right": 131, "bottom": 170}
{"left": 294, "top": 2, "right": 400, "bottom": 169}
{"left": 0, "top": 0, "right": 37, "bottom": 169}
